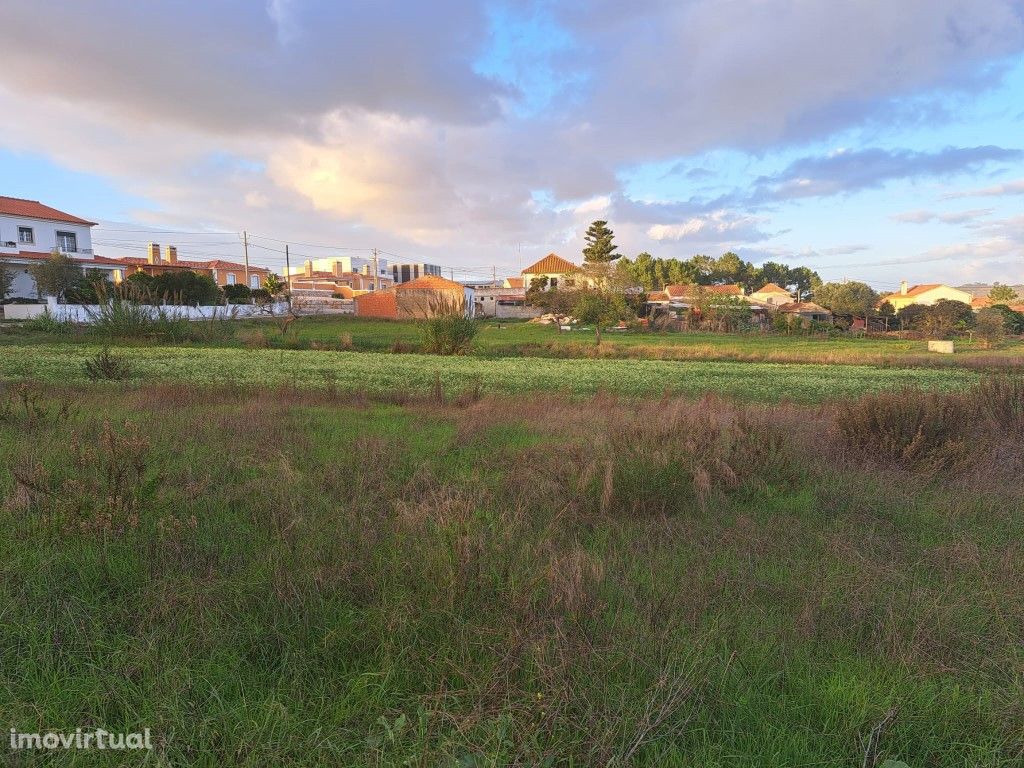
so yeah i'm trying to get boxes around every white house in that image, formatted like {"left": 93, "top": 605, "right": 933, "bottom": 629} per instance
{"left": 0, "top": 196, "right": 117, "bottom": 299}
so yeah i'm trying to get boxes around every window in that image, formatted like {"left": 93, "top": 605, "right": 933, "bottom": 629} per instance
{"left": 17, "top": 226, "right": 34, "bottom": 244}
{"left": 56, "top": 231, "right": 77, "bottom": 252}
{"left": 549, "top": 278, "right": 558, "bottom": 289}
{"left": 227, "top": 273, "right": 236, "bottom": 285}
{"left": 249, "top": 274, "right": 260, "bottom": 289}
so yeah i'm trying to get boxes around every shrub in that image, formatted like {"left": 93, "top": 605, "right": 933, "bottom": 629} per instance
{"left": 22, "top": 310, "right": 75, "bottom": 335}
{"left": 835, "top": 389, "right": 966, "bottom": 468}
{"left": 222, "top": 284, "right": 252, "bottom": 304}
{"left": 250, "top": 288, "right": 272, "bottom": 305}
{"left": 238, "top": 328, "right": 270, "bottom": 349}
{"left": 85, "top": 292, "right": 189, "bottom": 341}
{"left": 421, "top": 314, "right": 478, "bottom": 355}
{"left": 973, "top": 308, "right": 1007, "bottom": 348}
{"left": 83, "top": 346, "right": 134, "bottom": 381}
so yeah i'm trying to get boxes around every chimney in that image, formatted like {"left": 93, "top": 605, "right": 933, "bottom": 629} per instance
{"left": 900, "top": 280, "right": 908, "bottom": 295}
{"left": 147, "top": 242, "right": 160, "bottom": 265}
{"left": 166, "top": 245, "right": 177, "bottom": 265}
{"left": 304, "top": 259, "right": 313, "bottom": 278}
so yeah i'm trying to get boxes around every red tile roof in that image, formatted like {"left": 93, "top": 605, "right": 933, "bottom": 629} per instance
{"left": 0, "top": 196, "right": 96, "bottom": 226}
{"left": 521, "top": 253, "right": 580, "bottom": 275}
{"left": 778, "top": 301, "right": 830, "bottom": 314}
{"left": 753, "top": 282, "right": 790, "bottom": 295}
{"left": 395, "top": 274, "right": 465, "bottom": 291}
{"left": 664, "top": 283, "right": 744, "bottom": 298}
{"left": 505, "top": 277, "right": 524, "bottom": 289}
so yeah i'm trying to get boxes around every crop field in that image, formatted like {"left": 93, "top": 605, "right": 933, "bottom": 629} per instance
{"left": 1, "top": 380, "right": 1022, "bottom": 766}
{"left": 0, "top": 341, "right": 990, "bottom": 403}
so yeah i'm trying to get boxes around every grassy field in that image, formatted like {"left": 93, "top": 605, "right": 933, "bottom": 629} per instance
{"left": 4, "top": 313, "right": 1023, "bottom": 369}
{"left": 1, "top": 381, "right": 1022, "bottom": 765}
{"left": 0, "top": 341, "right": 991, "bottom": 403}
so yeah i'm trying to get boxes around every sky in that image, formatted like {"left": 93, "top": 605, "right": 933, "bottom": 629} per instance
{"left": 0, "top": 0, "right": 1022, "bottom": 290}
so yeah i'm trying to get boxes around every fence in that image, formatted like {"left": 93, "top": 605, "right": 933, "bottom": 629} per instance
{"left": 3, "top": 298, "right": 291, "bottom": 323}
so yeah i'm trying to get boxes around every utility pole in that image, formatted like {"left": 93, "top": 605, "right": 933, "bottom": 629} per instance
{"left": 372, "top": 248, "right": 379, "bottom": 291}
{"left": 492, "top": 265, "right": 497, "bottom": 287}
{"left": 242, "top": 230, "right": 250, "bottom": 287}
{"left": 284, "top": 244, "right": 293, "bottom": 310}
{"left": 450, "top": 267, "right": 455, "bottom": 281}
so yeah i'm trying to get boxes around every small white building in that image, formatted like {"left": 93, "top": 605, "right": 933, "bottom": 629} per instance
{"left": 0, "top": 196, "right": 113, "bottom": 299}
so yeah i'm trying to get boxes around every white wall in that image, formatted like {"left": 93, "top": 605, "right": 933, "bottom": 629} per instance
{"left": 0, "top": 214, "right": 93, "bottom": 257}
{"left": 3, "top": 300, "right": 291, "bottom": 322}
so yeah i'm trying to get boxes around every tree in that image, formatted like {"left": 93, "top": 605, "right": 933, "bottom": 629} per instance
{"left": 0, "top": 262, "right": 13, "bottom": 302}
{"left": 922, "top": 299, "right": 974, "bottom": 339}
{"left": 990, "top": 304, "right": 1024, "bottom": 334}
{"left": 973, "top": 308, "right": 1006, "bottom": 348}
{"left": 572, "top": 289, "right": 632, "bottom": 344}
{"left": 753, "top": 261, "right": 791, "bottom": 290}
{"left": 65, "top": 268, "right": 114, "bottom": 304}
{"left": 813, "top": 281, "right": 879, "bottom": 323}
{"left": 264, "top": 273, "right": 287, "bottom": 296}
{"left": 989, "top": 283, "right": 1019, "bottom": 303}
{"left": 788, "top": 267, "right": 822, "bottom": 300}
{"left": 582, "top": 220, "right": 619, "bottom": 263}
{"left": 29, "top": 250, "right": 83, "bottom": 301}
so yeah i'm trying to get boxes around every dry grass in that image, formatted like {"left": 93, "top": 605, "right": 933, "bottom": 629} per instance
{"left": 0, "top": 379, "right": 1022, "bottom": 765}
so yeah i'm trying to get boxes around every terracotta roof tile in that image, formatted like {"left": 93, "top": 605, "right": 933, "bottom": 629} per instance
{"left": 0, "top": 196, "right": 96, "bottom": 226}
{"left": 521, "top": 253, "right": 580, "bottom": 275}
{"left": 395, "top": 274, "right": 465, "bottom": 291}
{"left": 753, "top": 282, "right": 790, "bottom": 295}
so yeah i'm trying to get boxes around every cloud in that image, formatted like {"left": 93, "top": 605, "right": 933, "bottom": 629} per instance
{"left": 753, "top": 146, "right": 1020, "bottom": 202}
{"left": 0, "top": 0, "right": 1022, "bottom": 273}
{"left": 891, "top": 207, "right": 995, "bottom": 224}
{"left": 647, "top": 211, "right": 770, "bottom": 244}
{"left": 942, "top": 178, "right": 1024, "bottom": 198}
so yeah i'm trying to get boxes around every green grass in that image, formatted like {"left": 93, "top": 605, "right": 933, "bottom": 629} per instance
{"left": 5, "top": 314, "right": 1023, "bottom": 368}
{"left": 0, "top": 341, "right": 994, "bottom": 403}
{"left": 1, "top": 383, "right": 1021, "bottom": 765}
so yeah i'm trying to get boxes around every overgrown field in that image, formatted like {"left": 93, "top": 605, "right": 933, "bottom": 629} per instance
{"left": 0, "top": 342, "right": 992, "bottom": 403}
{"left": 4, "top": 314, "right": 1023, "bottom": 368}
{"left": 1, "top": 379, "right": 1022, "bottom": 765}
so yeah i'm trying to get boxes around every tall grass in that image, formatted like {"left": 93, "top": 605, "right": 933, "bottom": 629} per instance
{"left": 0, "top": 380, "right": 1021, "bottom": 764}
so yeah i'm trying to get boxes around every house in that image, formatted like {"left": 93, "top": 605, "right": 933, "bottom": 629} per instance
{"left": 749, "top": 282, "right": 793, "bottom": 306}
{"left": 0, "top": 195, "right": 121, "bottom": 298}
{"left": 391, "top": 262, "right": 442, "bottom": 284}
{"left": 648, "top": 283, "right": 746, "bottom": 306}
{"left": 354, "top": 275, "right": 475, "bottom": 320}
{"left": 777, "top": 301, "right": 832, "bottom": 323}
{"left": 98, "top": 244, "right": 272, "bottom": 290}
{"left": 473, "top": 284, "right": 539, "bottom": 319}
{"left": 396, "top": 275, "right": 474, "bottom": 319}
{"left": 879, "top": 281, "right": 973, "bottom": 311}
{"left": 504, "top": 276, "right": 524, "bottom": 290}
{"left": 285, "top": 255, "right": 392, "bottom": 289}
{"left": 521, "top": 253, "right": 586, "bottom": 291}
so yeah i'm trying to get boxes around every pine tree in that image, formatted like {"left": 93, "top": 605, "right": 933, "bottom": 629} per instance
{"left": 582, "top": 220, "right": 619, "bottom": 263}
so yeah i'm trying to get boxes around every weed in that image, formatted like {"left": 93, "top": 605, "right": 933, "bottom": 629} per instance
{"left": 82, "top": 346, "right": 134, "bottom": 381}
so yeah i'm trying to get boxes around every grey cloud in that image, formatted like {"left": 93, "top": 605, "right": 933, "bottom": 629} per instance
{"left": 0, "top": 0, "right": 507, "bottom": 133}
{"left": 752, "top": 147, "right": 1020, "bottom": 202}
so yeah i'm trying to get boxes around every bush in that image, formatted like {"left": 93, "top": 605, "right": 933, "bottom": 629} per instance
{"left": 83, "top": 346, "right": 134, "bottom": 381}
{"left": 421, "top": 314, "right": 478, "bottom": 355}
{"left": 86, "top": 292, "right": 189, "bottom": 341}
{"left": 836, "top": 389, "right": 966, "bottom": 468}
{"left": 250, "top": 288, "right": 272, "bottom": 305}
{"left": 222, "top": 284, "right": 252, "bottom": 304}
{"left": 22, "top": 310, "right": 75, "bottom": 335}
{"left": 973, "top": 308, "right": 1006, "bottom": 348}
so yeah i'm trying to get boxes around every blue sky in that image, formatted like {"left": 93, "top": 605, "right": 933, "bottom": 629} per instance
{"left": 0, "top": 0, "right": 1022, "bottom": 287}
